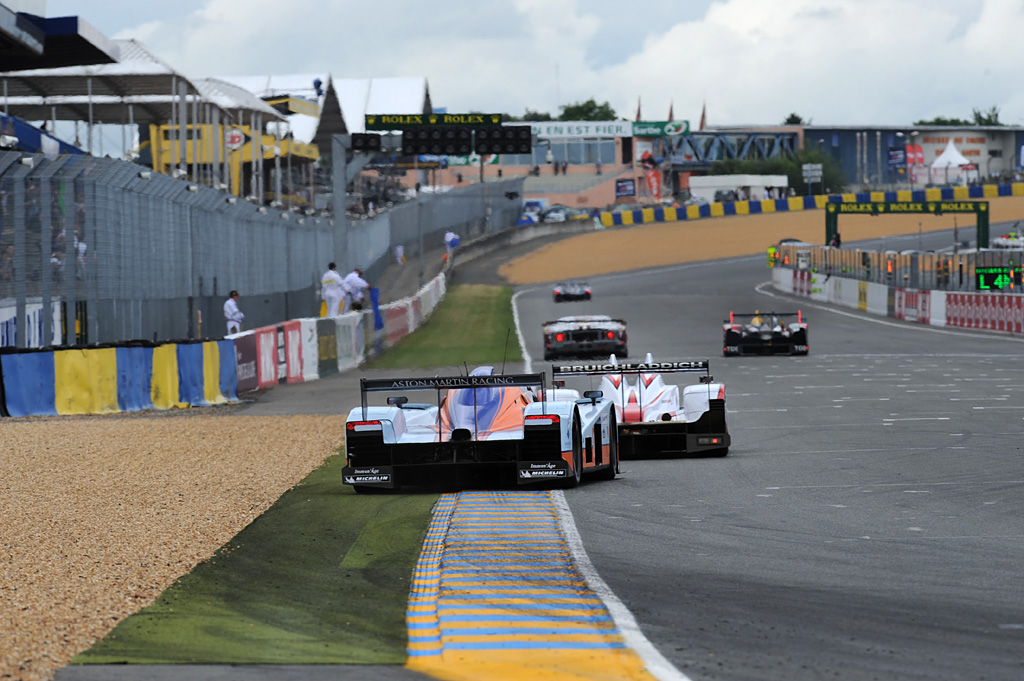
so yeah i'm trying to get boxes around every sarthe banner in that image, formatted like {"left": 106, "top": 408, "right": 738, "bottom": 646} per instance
{"left": 644, "top": 169, "right": 661, "bottom": 200}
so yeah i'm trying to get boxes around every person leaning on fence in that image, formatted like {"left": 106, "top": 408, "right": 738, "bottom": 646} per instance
{"left": 224, "top": 290, "right": 244, "bottom": 335}
{"left": 321, "top": 262, "right": 345, "bottom": 317}
{"left": 343, "top": 267, "right": 369, "bottom": 312}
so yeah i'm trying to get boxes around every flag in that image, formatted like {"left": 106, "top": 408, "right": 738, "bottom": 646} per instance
{"left": 698, "top": 102, "right": 706, "bottom": 131}
{"left": 668, "top": 101, "right": 674, "bottom": 121}
{"left": 635, "top": 97, "right": 642, "bottom": 122}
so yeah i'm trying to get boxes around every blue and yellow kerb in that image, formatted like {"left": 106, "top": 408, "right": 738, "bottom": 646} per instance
{"left": 405, "top": 491, "right": 658, "bottom": 681}
{"left": 598, "top": 182, "right": 1024, "bottom": 229}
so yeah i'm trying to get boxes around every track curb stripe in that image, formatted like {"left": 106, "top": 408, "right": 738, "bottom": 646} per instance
{"left": 404, "top": 491, "right": 659, "bottom": 680}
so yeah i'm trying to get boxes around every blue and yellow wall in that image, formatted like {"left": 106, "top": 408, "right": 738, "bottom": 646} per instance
{"left": 599, "top": 183, "right": 1024, "bottom": 228}
{"left": 0, "top": 340, "right": 237, "bottom": 418}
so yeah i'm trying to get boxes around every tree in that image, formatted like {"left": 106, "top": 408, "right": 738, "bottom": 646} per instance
{"left": 783, "top": 113, "right": 805, "bottom": 125}
{"left": 558, "top": 98, "right": 617, "bottom": 121}
{"left": 972, "top": 106, "right": 1003, "bottom": 126}
{"left": 505, "top": 109, "right": 553, "bottom": 122}
{"left": 917, "top": 114, "right": 970, "bottom": 125}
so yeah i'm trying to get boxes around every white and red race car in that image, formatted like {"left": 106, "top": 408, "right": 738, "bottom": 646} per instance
{"left": 552, "top": 354, "right": 730, "bottom": 458}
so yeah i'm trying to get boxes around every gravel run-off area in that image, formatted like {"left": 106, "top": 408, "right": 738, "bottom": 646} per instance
{"left": 0, "top": 411, "right": 346, "bottom": 681}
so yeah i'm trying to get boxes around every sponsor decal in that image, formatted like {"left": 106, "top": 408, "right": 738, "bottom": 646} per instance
{"left": 344, "top": 474, "right": 391, "bottom": 483}
{"left": 519, "top": 469, "right": 567, "bottom": 479}
{"left": 343, "top": 466, "right": 392, "bottom": 484}
{"left": 389, "top": 375, "right": 518, "bottom": 388}
{"left": 554, "top": 360, "right": 707, "bottom": 373}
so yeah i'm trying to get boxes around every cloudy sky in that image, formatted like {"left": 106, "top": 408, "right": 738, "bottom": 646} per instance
{"left": 44, "top": 0, "right": 1024, "bottom": 128}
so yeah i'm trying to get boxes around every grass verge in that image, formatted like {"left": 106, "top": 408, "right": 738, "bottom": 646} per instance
{"left": 366, "top": 283, "right": 522, "bottom": 369}
{"left": 72, "top": 455, "right": 437, "bottom": 665}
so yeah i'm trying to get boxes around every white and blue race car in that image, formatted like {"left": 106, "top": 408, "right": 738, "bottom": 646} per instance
{"left": 342, "top": 366, "right": 619, "bottom": 492}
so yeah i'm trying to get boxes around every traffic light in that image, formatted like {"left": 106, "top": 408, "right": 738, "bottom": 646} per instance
{"left": 400, "top": 126, "right": 472, "bottom": 156}
{"left": 351, "top": 133, "right": 382, "bottom": 153}
{"left": 474, "top": 125, "right": 533, "bottom": 154}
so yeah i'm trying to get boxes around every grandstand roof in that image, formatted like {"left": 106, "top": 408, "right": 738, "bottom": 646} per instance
{"left": 0, "top": 39, "right": 282, "bottom": 124}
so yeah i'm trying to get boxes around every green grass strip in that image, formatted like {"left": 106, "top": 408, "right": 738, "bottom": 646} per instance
{"left": 367, "top": 284, "right": 523, "bottom": 369}
{"left": 73, "top": 455, "right": 438, "bottom": 665}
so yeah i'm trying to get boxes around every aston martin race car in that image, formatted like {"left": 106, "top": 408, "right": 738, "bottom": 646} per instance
{"left": 723, "top": 310, "right": 808, "bottom": 356}
{"left": 553, "top": 281, "right": 592, "bottom": 302}
{"left": 553, "top": 354, "right": 729, "bottom": 458}
{"left": 341, "top": 366, "right": 618, "bottom": 492}
{"left": 542, "top": 315, "right": 627, "bottom": 361}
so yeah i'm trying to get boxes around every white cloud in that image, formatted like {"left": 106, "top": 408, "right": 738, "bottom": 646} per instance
{"left": 43, "top": 0, "right": 1024, "bottom": 126}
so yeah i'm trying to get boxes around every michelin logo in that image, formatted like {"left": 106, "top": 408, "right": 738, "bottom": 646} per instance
{"left": 520, "top": 469, "right": 566, "bottom": 479}
{"left": 519, "top": 463, "right": 566, "bottom": 479}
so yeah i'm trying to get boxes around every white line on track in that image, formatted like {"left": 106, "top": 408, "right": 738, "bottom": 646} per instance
{"left": 973, "top": 405, "right": 1024, "bottom": 409}
{"left": 883, "top": 417, "right": 951, "bottom": 421}
{"left": 554, "top": 491, "right": 691, "bottom": 681}
{"left": 766, "top": 480, "right": 1024, "bottom": 490}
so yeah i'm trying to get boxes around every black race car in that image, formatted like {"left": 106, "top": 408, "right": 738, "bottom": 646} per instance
{"left": 553, "top": 281, "right": 591, "bottom": 302}
{"left": 543, "top": 315, "right": 626, "bottom": 361}
{"left": 723, "top": 310, "right": 808, "bottom": 356}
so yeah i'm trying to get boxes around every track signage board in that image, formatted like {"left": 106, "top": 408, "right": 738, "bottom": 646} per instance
{"left": 365, "top": 113, "right": 502, "bottom": 130}
{"left": 976, "top": 266, "right": 1016, "bottom": 291}
{"left": 825, "top": 200, "right": 990, "bottom": 247}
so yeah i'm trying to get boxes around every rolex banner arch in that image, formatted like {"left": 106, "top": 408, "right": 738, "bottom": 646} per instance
{"left": 825, "top": 201, "right": 989, "bottom": 248}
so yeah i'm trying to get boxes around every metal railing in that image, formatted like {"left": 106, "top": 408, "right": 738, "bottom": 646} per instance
{"left": 775, "top": 242, "right": 1023, "bottom": 292}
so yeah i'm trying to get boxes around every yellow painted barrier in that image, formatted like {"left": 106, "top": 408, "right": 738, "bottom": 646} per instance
{"left": 202, "top": 341, "right": 228, "bottom": 405}
{"left": 54, "top": 348, "right": 119, "bottom": 415}
{"left": 151, "top": 344, "right": 186, "bottom": 409}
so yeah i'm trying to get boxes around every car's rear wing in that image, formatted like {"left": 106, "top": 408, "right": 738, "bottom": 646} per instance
{"left": 552, "top": 360, "right": 710, "bottom": 379}
{"left": 360, "top": 372, "right": 546, "bottom": 417}
{"left": 726, "top": 310, "right": 804, "bottom": 323}
{"left": 542, "top": 318, "right": 626, "bottom": 329}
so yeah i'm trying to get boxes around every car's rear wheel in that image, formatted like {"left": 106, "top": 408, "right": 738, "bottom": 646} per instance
{"left": 594, "top": 412, "right": 618, "bottom": 480}
{"left": 561, "top": 415, "right": 583, "bottom": 488}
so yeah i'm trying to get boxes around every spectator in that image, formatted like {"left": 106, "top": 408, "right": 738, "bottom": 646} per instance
{"left": 321, "top": 262, "right": 345, "bottom": 317}
{"left": 596, "top": 158, "right": 602, "bottom": 175}
{"left": 553, "top": 161, "right": 559, "bottom": 176}
{"left": 50, "top": 252, "right": 64, "bottom": 282}
{"left": 0, "top": 243, "right": 14, "bottom": 281}
{"left": 394, "top": 244, "right": 405, "bottom": 266}
{"left": 343, "top": 267, "right": 369, "bottom": 312}
{"left": 830, "top": 232, "right": 842, "bottom": 248}
{"left": 223, "top": 290, "right": 244, "bottom": 335}
{"left": 561, "top": 160, "right": 568, "bottom": 175}
{"left": 444, "top": 230, "right": 460, "bottom": 258}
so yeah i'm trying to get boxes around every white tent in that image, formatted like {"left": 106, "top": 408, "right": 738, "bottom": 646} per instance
{"left": 930, "top": 139, "right": 978, "bottom": 185}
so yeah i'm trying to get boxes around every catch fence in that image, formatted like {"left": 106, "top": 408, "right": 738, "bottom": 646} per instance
{"left": 0, "top": 150, "right": 523, "bottom": 348}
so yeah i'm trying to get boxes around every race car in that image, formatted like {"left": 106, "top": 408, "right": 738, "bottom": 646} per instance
{"left": 723, "top": 310, "right": 808, "bottom": 356}
{"left": 553, "top": 354, "right": 729, "bottom": 458}
{"left": 553, "top": 281, "right": 592, "bottom": 302}
{"left": 341, "top": 366, "right": 618, "bottom": 492}
{"left": 542, "top": 315, "right": 627, "bottom": 361}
